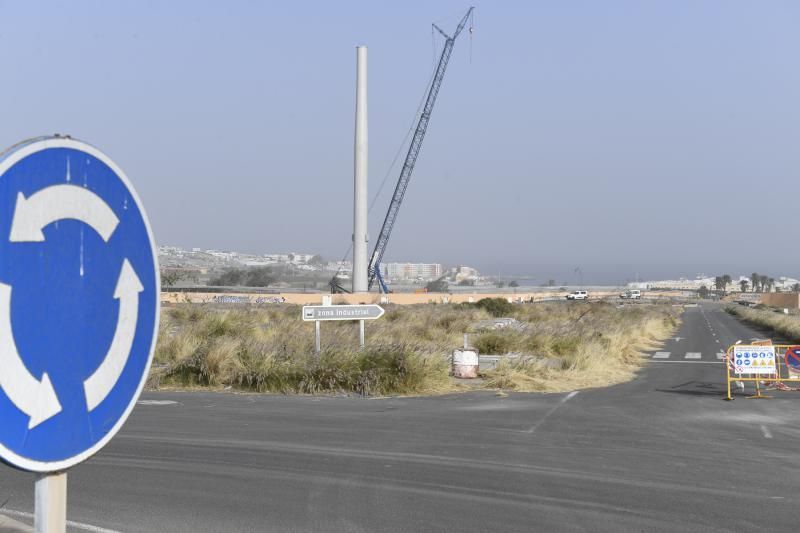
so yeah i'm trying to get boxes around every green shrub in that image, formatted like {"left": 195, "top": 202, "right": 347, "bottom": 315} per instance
{"left": 523, "top": 334, "right": 549, "bottom": 353}
{"left": 474, "top": 331, "right": 518, "bottom": 354}
{"left": 475, "top": 298, "right": 513, "bottom": 317}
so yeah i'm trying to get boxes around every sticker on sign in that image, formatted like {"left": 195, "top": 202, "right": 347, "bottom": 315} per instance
{"left": 302, "top": 304, "right": 384, "bottom": 321}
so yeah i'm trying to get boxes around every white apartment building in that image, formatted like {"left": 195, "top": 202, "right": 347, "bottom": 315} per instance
{"left": 380, "top": 263, "right": 443, "bottom": 282}
{"left": 262, "top": 253, "right": 315, "bottom": 264}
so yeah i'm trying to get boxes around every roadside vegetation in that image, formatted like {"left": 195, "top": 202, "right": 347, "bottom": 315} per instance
{"left": 479, "top": 301, "right": 679, "bottom": 391}
{"left": 725, "top": 305, "right": 800, "bottom": 342}
{"left": 153, "top": 299, "right": 680, "bottom": 395}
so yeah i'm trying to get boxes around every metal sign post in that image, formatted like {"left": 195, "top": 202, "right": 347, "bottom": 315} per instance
{"left": 0, "top": 137, "right": 159, "bottom": 533}
{"left": 302, "top": 304, "right": 384, "bottom": 352}
{"left": 35, "top": 473, "right": 67, "bottom": 532}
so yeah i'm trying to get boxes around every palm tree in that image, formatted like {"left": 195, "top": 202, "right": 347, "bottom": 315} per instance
{"left": 714, "top": 276, "right": 724, "bottom": 291}
{"left": 698, "top": 285, "right": 710, "bottom": 299}
{"left": 767, "top": 277, "right": 775, "bottom": 293}
{"left": 760, "top": 275, "right": 770, "bottom": 293}
{"left": 751, "top": 272, "right": 760, "bottom": 292}
{"left": 793, "top": 283, "right": 800, "bottom": 292}
{"left": 722, "top": 274, "right": 732, "bottom": 291}
{"left": 740, "top": 279, "right": 749, "bottom": 292}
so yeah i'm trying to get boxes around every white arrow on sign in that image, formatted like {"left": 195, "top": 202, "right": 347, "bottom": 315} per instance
{"left": 0, "top": 283, "right": 62, "bottom": 429}
{"left": 83, "top": 259, "right": 143, "bottom": 411}
{"left": 10, "top": 185, "right": 119, "bottom": 243}
{"left": 302, "top": 304, "right": 385, "bottom": 321}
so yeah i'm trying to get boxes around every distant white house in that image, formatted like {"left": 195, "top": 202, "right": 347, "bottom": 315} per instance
{"left": 631, "top": 275, "right": 794, "bottom": 292}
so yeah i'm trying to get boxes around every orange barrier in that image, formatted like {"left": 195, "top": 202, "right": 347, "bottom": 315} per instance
{"left": 725, "top": 340, "right": 800, "bottom": 400}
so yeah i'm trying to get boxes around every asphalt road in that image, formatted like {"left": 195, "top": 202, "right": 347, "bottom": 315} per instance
{"left": 2, "top": 302, "right": 799, "bottom": 532}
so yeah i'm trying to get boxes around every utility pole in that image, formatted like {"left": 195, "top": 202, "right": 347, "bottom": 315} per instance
{"left": 352, "top": 46, "right": 369, "bottom": 293}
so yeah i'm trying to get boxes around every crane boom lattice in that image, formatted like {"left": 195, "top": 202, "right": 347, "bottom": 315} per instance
{"left": 366, "top": 7, "right": 474, "bottom": 292}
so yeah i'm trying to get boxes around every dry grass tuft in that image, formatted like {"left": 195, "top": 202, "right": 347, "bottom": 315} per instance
{"left": 480, "top": 302, "right": 679, "bottom": 392}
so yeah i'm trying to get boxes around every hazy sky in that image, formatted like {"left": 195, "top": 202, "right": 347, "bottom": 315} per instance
{"left": 1, "top": 1, "right": 798, "bottom": 283}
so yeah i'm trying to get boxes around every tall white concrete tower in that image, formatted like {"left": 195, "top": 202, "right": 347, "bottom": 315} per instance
{"left": 352, "top": 46, "right": 368, "bottom": 293}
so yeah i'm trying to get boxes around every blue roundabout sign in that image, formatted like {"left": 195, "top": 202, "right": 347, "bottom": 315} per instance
{"left": 0, "top": 136, "right": 159, "bottom": 472}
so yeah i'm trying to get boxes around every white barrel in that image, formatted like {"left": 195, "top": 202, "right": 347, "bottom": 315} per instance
{"left": 453, "top": 349, "right": 479, "bottom": 378}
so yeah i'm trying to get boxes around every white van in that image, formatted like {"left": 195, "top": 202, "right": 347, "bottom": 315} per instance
{"left": 620, "top": 290, "right": 642, "bottom": 299}
{"left": 566, "top": 290, "right": 589, "bottom": 300}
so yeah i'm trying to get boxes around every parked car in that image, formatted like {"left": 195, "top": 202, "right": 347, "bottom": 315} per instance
{"left": 566, "top": 290, "right": 589, "bottom": 300}
{"left": 620, "top": 289, "right": 642, "bottom": 299}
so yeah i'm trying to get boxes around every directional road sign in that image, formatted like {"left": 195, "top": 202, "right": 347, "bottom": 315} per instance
{"left": 302, "top": 304, "right": 384, "bottom": 321}
{"left": 0, "top": 136, "right": 159, "bottom": 472}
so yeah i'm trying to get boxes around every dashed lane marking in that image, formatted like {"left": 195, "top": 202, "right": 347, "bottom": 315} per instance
{"left": 653, "top": 352, "right": 671, "bottom": 359}
{"left": 685, "top": 352, "right": 702, "bottom": 359}
{"left": 716, "top": 353, "right": 727, "bottom": 360}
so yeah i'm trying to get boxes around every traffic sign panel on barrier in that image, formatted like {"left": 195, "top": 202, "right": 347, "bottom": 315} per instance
{"left": 785, "top": 346, "right": 800, "bottom": 377}
{"left": 0, "top": 137, "right": 159, "bottom": 472}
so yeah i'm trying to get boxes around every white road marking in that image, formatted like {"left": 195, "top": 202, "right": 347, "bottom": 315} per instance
{"left": 761, "top": 425, "right": 773, "bottom": 439}
{"left": 653, "top": 352, "right": 671, "bottom": 359}
{"left": 137, "top": 400, "right": 178, "bottom": 406}
{"left": 525, "top": 391, "right": 578, "bottom": 434}
{"left": 685, "top": 352, "right": 702, "bottom": 359}
{"left": 716, "top": 353, "right": 727, "bottom": 360}
{"left": 649, "top": 360, "right": 723, "bottom": 364}
{"left": 0, "top": 509, "right": 121, "bottom": 533}
{"left": 673, "top": 337, "right": 683, "bottom": 342}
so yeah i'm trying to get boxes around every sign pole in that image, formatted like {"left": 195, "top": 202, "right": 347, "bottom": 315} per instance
{"left": 359, "top": 319, "right": 365, "bottom": 349}
{"left": 315, "top": 320, "right": 321, "bottom": 354}
{"left": 35, "top": 472, "right": 67, "bottom": 533}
